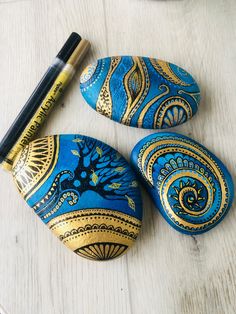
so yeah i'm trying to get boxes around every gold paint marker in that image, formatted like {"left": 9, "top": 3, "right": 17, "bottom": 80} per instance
{"left": 2, "top": 39, "right": 90, "bottom": 171}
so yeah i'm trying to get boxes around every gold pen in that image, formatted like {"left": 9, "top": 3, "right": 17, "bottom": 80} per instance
{"left": 2, "top": 39, "right": 90, "bottom": 171}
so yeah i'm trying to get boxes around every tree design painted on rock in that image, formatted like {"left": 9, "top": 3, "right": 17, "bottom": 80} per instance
{"left": 60, "top": 136, "right": 138, "bottom": 207}
{"left": 29, "top": 135, "right": 141, "bottom": 223}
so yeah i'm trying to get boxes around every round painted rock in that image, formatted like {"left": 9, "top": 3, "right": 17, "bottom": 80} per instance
{"left": 80, "top": 56, "right": 200, "bottom": 129}
{"left": 131, "top": 132, "right": 234, "bottom": 234}
{"left": 12, "top": 135, "right": 142, "bottom": 260}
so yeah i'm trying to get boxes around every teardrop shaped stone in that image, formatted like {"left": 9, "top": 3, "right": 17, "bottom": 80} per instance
{"left": 12, "top": 134, "right": 142, "bottom": 260}
{"left": 80, "top": 56, "right": 200, "bottom": 129}
{"left": 131, "top": 132, "right": 234, "bottom": 234}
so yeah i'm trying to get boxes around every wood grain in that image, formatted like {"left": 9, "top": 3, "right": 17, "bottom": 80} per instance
{"left": 0, "top": 0, "right": 235, "bottom": 313}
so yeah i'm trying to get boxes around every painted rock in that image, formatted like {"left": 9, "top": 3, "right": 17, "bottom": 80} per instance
{"left": 12, "top": 135, "right": 142, "bottom": 260}
{"left": 131, "top": 132, "right": 234, "bottom": 234}
{"left": 80, "top": 56, "right": 200, "bottom": 129}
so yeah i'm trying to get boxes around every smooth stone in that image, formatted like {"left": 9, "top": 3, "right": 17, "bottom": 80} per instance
{"left": 80, "top": 56, "right": 200, "bottom": 129}
{"left": 12, "top": 134, "right": 142, "bottom": 260}
{"left": 131, "top": 132, "right": 234, "bottom": 234}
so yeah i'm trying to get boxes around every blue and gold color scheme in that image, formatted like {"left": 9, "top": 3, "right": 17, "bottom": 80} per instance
{"left": 80, "top": 56, "right": 200, "bottom": 129}
{"left": 131, "top": 132, "right": 234, "bottom": 234}
{"left": 12, "top": 135, "right": 142, "bottom": 260}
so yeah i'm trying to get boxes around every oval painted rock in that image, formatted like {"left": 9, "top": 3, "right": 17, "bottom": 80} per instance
{"left": 12, "top": 135, "right": 142, "bottom": 260}
{"left": 80, "top": 56, "right": 200, "bottom": 129}
{"left": 131, "top": 132, "right": 234, "bottom": 234}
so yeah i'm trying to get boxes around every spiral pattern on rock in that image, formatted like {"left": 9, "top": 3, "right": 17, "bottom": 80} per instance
{"left": 131, "top": 132, "right": 234, "bottom": 234}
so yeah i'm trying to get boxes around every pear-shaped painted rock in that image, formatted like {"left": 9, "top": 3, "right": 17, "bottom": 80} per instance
{"left": 131, "top": 132, "right": 234, "bottom": 234}
{"left": 80, "top": 56, "right": 200, "bottom": 129}
{"left": 12, "top": 134, "right": 142, "bottom": 260}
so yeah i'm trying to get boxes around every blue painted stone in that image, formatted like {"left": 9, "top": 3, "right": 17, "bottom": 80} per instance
{"left": 131, "top": 132, "right": 234, "bottom": 234}
{"left": 80, "top": 56, "right": 200, "bottom": 129}
{"left": 12, "top": 134, "right": 142, "bottom": 260}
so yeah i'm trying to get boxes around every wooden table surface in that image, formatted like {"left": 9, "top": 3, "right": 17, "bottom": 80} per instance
{"left": 0, "top": 0, "right": 235, "bottom": 313}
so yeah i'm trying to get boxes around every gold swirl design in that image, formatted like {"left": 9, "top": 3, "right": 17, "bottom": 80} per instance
{"left": 137, "top": 84, "right": 170, "bottom": 127}
{"left": 121, "top": 57, "right": 150, "bottom": 125}
{"left": 32, "top": 171, "right": 68, "bottom": 208}
{"left": 12, "top": 136, "right": 59, "bottom": 200}
{"left": 32, "top": 170, "right": 79, "bottom": 220}
{"left": 178, "top": 186, "right": 207, "bottom": 216}
{"left": 96, "top": 57, "right": 121, "bottom": 118}
{"left": 48, "top": 208, "right": 141, "bottom": 260}
{"left": 150, "top": 59, "right": 191, "bottom": 86}
{"left": 160, "top": 171, "right": 216, "bottom": 229}
{"left": 162, "top": 171, "right": 214, "bottom": 218}
{"left": 42, "top": 191, "right": 79, "bottom": 220}
{"left": 178, "top": 89, "right": 200, "bottom": 105}
{"left": 138, "top": 137, "right": 228, "bottom": 231}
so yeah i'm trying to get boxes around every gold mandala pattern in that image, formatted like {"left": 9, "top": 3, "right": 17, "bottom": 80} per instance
{"left": 12, "top": 136, "right": 59, "bottom": 200}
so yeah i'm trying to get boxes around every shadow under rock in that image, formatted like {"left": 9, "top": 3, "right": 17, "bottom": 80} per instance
{"left": 137, "top": 186, "right": 159, "bottom": 247}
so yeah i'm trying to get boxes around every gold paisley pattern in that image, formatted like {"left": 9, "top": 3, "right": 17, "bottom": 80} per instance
{"left": 80, "top": 56, "right": 200, "bottom": 129}
{"left": 150, "top": 58, "right": 191, "bottom": 86}
{"left": 96, "top": 57, "right": 121, "bottom": 118}
{"left": 12, "top": 136, "right": 59, "bottom": 200}
{"left": 121, "top": 57, "right": 150, "bottom": 125}
{"left": 48, "top": 208, "right": 141, "bottom": 261}
{"left": 153, "top": 96, "right": 193, "bottom": 129}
